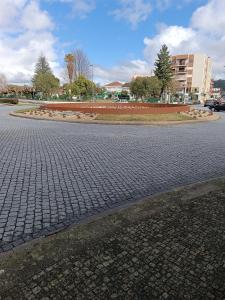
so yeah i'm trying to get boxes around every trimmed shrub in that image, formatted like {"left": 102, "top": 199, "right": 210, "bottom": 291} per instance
{"left": 0, "top": 98, "right": 18, "bottom": 105}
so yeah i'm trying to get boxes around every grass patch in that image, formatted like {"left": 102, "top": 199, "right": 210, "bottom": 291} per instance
{"left": 17, "top": 102, "right": 35, "bottom": 106}
{"left": 14, "top": 107, "right": 37, "bottom": 114}
{"left": 95, "top": 113, "right": 193, "bottom": 122}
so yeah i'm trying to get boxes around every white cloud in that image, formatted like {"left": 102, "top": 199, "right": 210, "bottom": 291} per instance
{"left": 0, "top": 0, "right": 27, "bottom": 31}
{"left": 0, "top": 32, "right": 57, "bottom": 83}
{"left": 94, "top": 60, "right": 151, "bottom": 83}
{"left": 191, "top": 0, "right": 225, "bottom": 36}
{"left": 21, "top": 1, "right": 54, "bottom": 31}
{"left": 59, "top": 0, "right": 96, "bottom": 18}
{"left": 112, "top": 0, "right": 152, "bottom": 29}
{"left": 0, "top": 0, "right": 58, "bottom": 83}
{"left": 144, "top": 25, "right": 196, "bottom": 63}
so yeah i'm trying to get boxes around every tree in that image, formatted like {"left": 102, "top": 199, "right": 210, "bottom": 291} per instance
{"left": 32, "top": 55, "right": 60, "bottom": 97}
{"left": 154, "top": 44, "right": 173, "bottom": 100}
{"left": 34, "top": 55, "right": 51, "bottom": 74}
{"left": 74, "top": 49, "right": 91, "bottom": 79}
{"left": 33, "top": 73, "right": 60, "bottom": 96}
{"left": 0, "top": 74, "right": 7, "bottom": 92}
{"left": 95, "top": 86, "right": 106, "bottom": 94}
{"left": 130, "top": 76, "right": 162, "bottom": 99}
{"left": 65, "top": 53, "right": 75, "bottom": 84}
{"left": 144, "top": 76, "right": 162, "bottom": 98}
{"left": 214, "top": 79, "right": 225, "bottom": 91}
{"left": 130, "top": 77, "right": 147, "bottom": 99}
{"left": 168, "top": 79, "right": 182, "bottom": 95}
{"left": 66, "top": 75, "right": 96, "bottom": 99}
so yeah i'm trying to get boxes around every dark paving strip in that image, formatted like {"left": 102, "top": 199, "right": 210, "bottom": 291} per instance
{"left": 0, "top": 178, "right": 225, "bottom": 299}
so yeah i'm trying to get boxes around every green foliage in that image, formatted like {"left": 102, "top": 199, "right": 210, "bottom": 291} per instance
{"left": 145, "top": 76, "right": 162, "bottom": 97}
{"left": 66, "top": 75, "right": 96, "bottom": 98}
{"left": 214, "top": 80, "right": 225, "bottom": 91}
{"left": 33, "top": 73, "right": 59, "bottom": 97}
{"left": 121, "top": 90, "right": 128, "bottom": 96}
{"left": 130, "top": 76, "right": 162, "bottom": 99}
{"left": 154, "top": 44, "right": 173, "bottom": 94}
{"left": 130, "top": 77, "right": 146, "bottom": 99}
{"left": 95, "top": 86, "right": 107, "bottom": 95}
{"left": 34, "top": 56, "right": 51, "bottom": 74}
{"left": 0, "top": 98, "right": 18, "bottom": 104}
{"left": 32, "top": 55, "right": 60, "bottom": 96}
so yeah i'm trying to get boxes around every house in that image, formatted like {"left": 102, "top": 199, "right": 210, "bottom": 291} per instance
{"left": 104, "top": 82, "right": 123, "bottom": 93}
{"left": 122, "top": 83, "right": 130, "bottom": 92}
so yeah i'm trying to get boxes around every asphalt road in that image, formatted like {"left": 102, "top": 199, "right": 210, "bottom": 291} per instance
{"left": 0, "top": 105, "right": 225, "bottom": 252}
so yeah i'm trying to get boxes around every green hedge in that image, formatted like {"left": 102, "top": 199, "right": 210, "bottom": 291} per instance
{"left": 0, "top": 98, "right": 18, "bottom": 104}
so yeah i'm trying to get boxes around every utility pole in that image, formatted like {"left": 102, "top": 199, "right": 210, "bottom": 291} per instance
{"left": 90, "top": 64, "right": 94, "bottom": 102}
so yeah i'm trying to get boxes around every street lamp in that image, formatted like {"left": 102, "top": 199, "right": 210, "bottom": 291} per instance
{"left": 90, "top": 64, "right": 94, "bottom": 102}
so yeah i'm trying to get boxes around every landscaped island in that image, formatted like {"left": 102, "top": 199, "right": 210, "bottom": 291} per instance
{"left": 12, "top": 102, "right": 216, "bottom": 124}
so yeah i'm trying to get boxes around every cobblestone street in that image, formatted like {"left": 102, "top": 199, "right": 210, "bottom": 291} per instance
{"left": 1, "top": 178, "right": 225, "bottom": 299}
{"left": 0, "top": 105, "right": 225, "bottom": 252}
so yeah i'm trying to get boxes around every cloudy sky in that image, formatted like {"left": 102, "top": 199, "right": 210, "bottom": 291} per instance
{"left": 0, "top": 0, "right": 224, "bottom": 84}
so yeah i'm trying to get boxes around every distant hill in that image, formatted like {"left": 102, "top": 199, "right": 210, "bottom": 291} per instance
{"left": 214, "top": 80, "right": 225, "bottom": 91}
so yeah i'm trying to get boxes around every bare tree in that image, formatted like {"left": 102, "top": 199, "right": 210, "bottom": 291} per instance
{"left": 0, "top": 73, "right": 7, "bottom": 92}
{"left": 64, "top": 53, "right": 75, "bottom": 84}
{"left": 74, "top": 49, "right": 91, "bottom": 79}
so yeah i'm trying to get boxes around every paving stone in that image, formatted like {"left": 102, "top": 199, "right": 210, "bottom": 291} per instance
{"left": 0, "top": 105, "right": 225, "bottom": 253}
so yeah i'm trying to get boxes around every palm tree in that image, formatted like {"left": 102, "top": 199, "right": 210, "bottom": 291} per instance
{"left": 65, "top": 54, "right": 75, "bottom": 84}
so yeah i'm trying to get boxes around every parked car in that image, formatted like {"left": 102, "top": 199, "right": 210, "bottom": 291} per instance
{"left": 204, "top": 99, "right": 217, "bottom": 107}
{"left": 213, "top": 102, "right": 225, "bottom": 112}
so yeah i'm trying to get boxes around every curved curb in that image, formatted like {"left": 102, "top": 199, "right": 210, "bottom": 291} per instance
{"left": 10, "top": 111, "right": 221, "bottom": 126}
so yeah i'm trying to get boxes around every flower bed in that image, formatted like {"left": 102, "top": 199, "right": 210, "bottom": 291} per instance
{"left": 40, "top": 102, "right": 190, "bottom": 115}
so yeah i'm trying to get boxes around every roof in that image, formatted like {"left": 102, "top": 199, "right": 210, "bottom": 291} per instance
{"left": 123, "top": 82, "right": 130, "bottom": 88}
{"left": 105, "top": 81, "right": 123, "bottom": 87}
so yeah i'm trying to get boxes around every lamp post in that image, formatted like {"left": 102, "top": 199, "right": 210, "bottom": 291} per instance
{"left": 90, "top": 64, "right": 94, "bottom": 102}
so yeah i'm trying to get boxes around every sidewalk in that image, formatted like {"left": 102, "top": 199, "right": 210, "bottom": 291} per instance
{"left": 1, "top": 177, "right": 225, "bottom": 299}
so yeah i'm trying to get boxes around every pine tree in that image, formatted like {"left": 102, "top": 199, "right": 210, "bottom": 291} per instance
{"left": 33, "top": 55, "right": 52, "bottom": 75}
{"left": 154, "top": 44, "right": 173, "bottom": 101}
{"left": 32, "top": 55, "right": 59, "bottom": 97}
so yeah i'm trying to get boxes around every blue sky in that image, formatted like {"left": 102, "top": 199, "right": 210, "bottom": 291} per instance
{"left": 44, "top": 0, "right": 206, "bottom": 68}
{"left": 0, "top": 0, "right": 224, "bottom": 83}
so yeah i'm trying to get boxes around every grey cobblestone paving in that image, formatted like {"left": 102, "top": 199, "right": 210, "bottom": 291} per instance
{"left": 0, "top": 105, "right": 225, "bottom": 252}
{"left": 1, "top": 179, "right": 225, "bottom": 299}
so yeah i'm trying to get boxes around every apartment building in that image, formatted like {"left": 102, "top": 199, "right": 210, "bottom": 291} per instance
{"left": 171, "top": 53, "right": 212, "bottom": 103}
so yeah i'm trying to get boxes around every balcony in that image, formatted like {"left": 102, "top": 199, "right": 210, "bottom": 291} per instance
{"left": 175, "top": 67, "right": 187, "bottom": 74}
{"left": 176, "top": 70, "right": 187, "bottom": 74}
{"left": 176, "top": 76, "right": 187, "bottom": 81}
{"left": 176, "top": 63, "right": 187, "bottom": 67}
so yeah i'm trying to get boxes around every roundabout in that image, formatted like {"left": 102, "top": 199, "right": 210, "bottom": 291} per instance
{"left": 12, "top": 102, "right": 218, "bottom": 125}
{"left": 0, "top": 104, "right": 224, "bottom": 253}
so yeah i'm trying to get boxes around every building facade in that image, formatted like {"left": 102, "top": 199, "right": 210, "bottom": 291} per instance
{"left": 104, "top": 82, "right": 130, "bottom": 93}
{"left": 104, "top": 82, "right": 123, "bottom": 93}
{"left": 211, "top": 88, "right": 222, "bottom": 99}
{"left": 171, "top": 53, "right": 212, "bottom": 103}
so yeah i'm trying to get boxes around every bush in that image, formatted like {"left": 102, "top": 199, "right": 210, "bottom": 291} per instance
{"left": 0, "top": 98, "right": 18, "bottom": 104}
